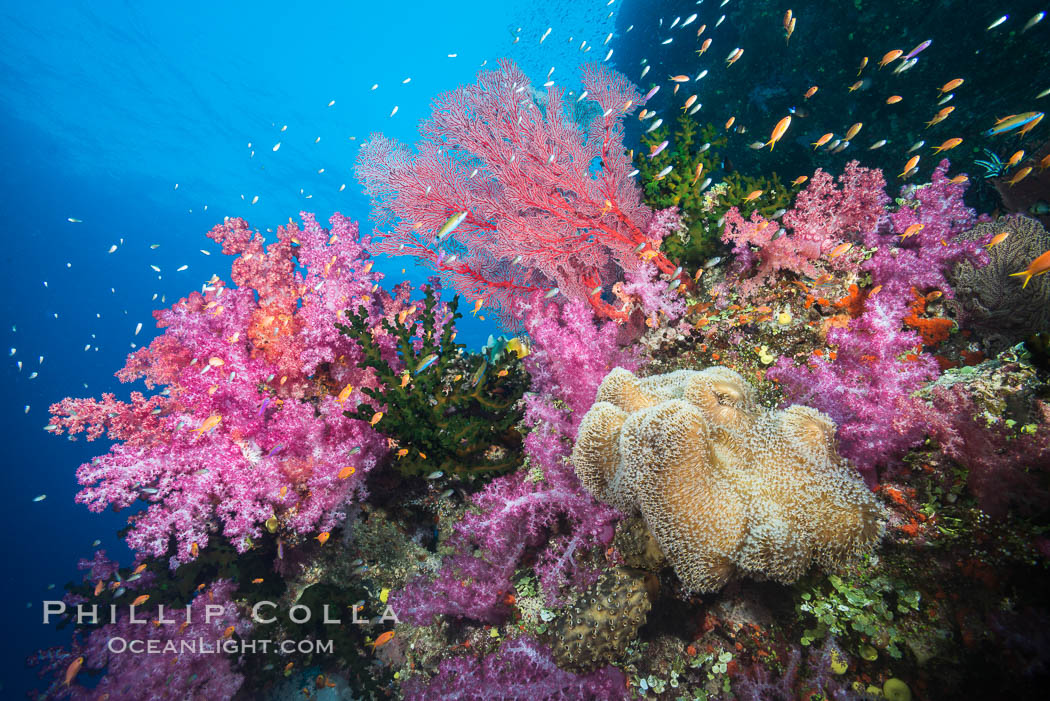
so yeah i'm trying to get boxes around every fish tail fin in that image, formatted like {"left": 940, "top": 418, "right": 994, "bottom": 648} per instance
{"left": 1009, "top": 270, "right": 1032, "bottom": 288}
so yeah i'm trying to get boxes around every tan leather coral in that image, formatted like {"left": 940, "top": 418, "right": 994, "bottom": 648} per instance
{"left": 572, "top": 367, "right": 886, "bottom": 593}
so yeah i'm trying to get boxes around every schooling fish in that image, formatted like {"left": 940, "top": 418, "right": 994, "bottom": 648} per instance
{"left": 1010, "top": 249, "right": 1050, "bottom": 288}
{"left": 648, "top": 140, "right": 669, "bottom": 158}
{"left": 984, "top": 112, "right": 1044, "bottom": 136}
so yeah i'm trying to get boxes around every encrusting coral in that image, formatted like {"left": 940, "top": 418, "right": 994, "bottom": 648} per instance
{"left": 572, "top": 367, "right": 886, "bottom": 593}
{"left": 550, "top": 566, "right": 656, "bottom": 673}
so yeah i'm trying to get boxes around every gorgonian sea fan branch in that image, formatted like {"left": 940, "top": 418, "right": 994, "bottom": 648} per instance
{"left": 356, "top": 59, "right": 683, "bottom": 324}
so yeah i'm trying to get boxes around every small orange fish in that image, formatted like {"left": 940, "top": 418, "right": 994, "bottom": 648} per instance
{"left": 765, "top": 116, "right": 792, "bottom": 149}
{"left": 131, "top": 594, "right": 150, "bottom": 607}
{"left": 338, "top": 465, "right": 355, "bottom": 479}
{"left": 857, "top": 56, "right": 868, "bottom": 75}
{"left": 372, "top": 631, "right": 395, "bottom": 649}
{"left": 899, "top": 223, "right": 925, "bottom": 239}
{"left": 252, "top": 578, "right": 264, "bottom": 584}
{"left": 811, "top": 133, "right": 833, "bottom": 149}
{"left": 848, "top": 79, "right": 864, "bottom": 92}
{"left": 279, "top": 486, "right": 288, "bottom": 497}
{"left": 1006, "top": 166, "right": 1032, "bottom": 186}
{"left": 191, "top": 542, "right": 199, "bottom": 557}
{"left": 64, "top": 656, "right": 84, "bottom": 687}
{"left": 336, "top": 384, "right": 353, "bottom": 403}
{"left": 223, "top": 625, "right": 236, "bottom": 639}
{"left": 939, "top": 78, "right": 964, "bottom": 94}
{"left": 726, "top": 48, "right": 744, "bottom": 66}
{"left": 984, "top": 231, "right": 1010, "bottom": 249}
{"left": 743, "top": 190, "right": 764, "bottom": 202}
{"left": 94, "top": 580, "right": 104, "bottom": 596}
{"left": 696, "top": 24, "right": 706, "bottom": 36}
{"left": 792, "top": 175, "right": 809, "bottom": 186}
{"left": 804, "top": 85, "right": 818, "bottom": 100}
{"left": 396, "top": 448, "right": 408, "bottom": 458}
{"left": 1010, "top": 249, "right": 1050, "bottom": 288}
{"left": 497, "top": 368, "right": 509, "bottom": 377}
{"left": 885, "top": 95, "right": 903, "bottom": 104}
{"left": 1018, "top": 112, "right": 1045, "bottom": 135}
{"left": 400, "top": 372, "right": 411, "bottom": 388}
{"left": 369, "top": 411, "right": 383, "bottom": 426}
{"left": 316, "top": 531, "right": 330, "bottom": 545}
{"left": 879, "top": 49, "right": 903, "bottom": 67}
{"left": 683, "top": 94, "right": 698, "bottom": 110}
{"left": 870, "top": 285, "right": 883, "bottom": 297}
{"left": 1039, "top": 153, "right": 1050, "bottom": 171}
{"left": 899, "top": 155, "right": 921, "bottom": 178}
{"left": 1006, "top": 150, "right": 1025, "bottom": 167}
{"left": 926, "top": 106, "right": 954, "bottom": 127}
{"left": 949, "top": 174, "right": 969, "bottom": 184}
{"left": 931, "top": 138, "right": 963, "bottom": 154}
{"left": 133, "top": 563, "right": 148, "bottom": 576}
{"left": 472, "top": 298, "right": 484, "bottom": 316}
{"left": 192, "top": 414, "right": 222, "bottom": 435}
{"left": 692, "top": 161, "right": 704, "bottom": 184}
{"left": 284, "top": 662, "right": 295, "bottom": 674}
{"left": 783, "top": 9, "right": 793, "bottom": 31}
{"left": 670, "top": 74, "right": 690, "bottom": 83}
{"left": 725, "top": 116, "right": 736, "bottom": 130}
{"left": 785, "top": 16, "right": 796, "bottom": 44}
{"left": 697, "top": 38, "right": 712, "bottom": 55}
{"left": 845, "top": 122, "right": 863, "bottom": 141}
{"left": 829, "top": 242, "right": 853, "bottom": 258}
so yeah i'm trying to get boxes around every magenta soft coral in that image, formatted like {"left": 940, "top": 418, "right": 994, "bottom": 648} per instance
{"left": 48, "top": 213, "right": 401, "bottom": 567}
{"left": 355, "top": 59, "right": 684, "bottom": 323}
{"left": 401, "top": 636, "right": 627, "bottom": 701}
{"left": 392, "top": 296, "right": 636, "bottom": 625}
{"left": 720, "top": 161, "right": 887, "bottom": 300}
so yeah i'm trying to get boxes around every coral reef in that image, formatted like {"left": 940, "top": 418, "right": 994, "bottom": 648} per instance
{"left": 572, "top": 366, "right": 886, "bottom": 593}
{"left": 550, "top": 566, "right": 656, "bottom": 673}
{"left": 950, "top": 215, "right": 1050, "bottom": 354}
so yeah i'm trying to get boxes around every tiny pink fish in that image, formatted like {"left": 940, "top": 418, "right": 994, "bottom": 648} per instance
{"left": 648, "top": 140, "right": 669, "bottom": 158}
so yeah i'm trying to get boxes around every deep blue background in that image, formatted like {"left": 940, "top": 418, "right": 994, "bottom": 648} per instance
{"left": 0, "top": 0, "right": 618, "bottom": 696}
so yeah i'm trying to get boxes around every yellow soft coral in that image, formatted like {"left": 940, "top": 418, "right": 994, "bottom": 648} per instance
{"left": 572, "top": 367, "right": 886, "bottom": 593}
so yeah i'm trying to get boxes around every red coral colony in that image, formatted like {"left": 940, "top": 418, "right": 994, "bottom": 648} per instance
{"left": 29, "top": 49, "right": 1050, "bottom": 701}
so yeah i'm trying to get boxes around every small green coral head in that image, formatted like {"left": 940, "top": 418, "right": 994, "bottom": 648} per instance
{"left": 883, "top": 678, "right": 912, "bottom": 701}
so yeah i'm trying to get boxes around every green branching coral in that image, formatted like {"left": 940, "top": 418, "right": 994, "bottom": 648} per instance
{"left": 635, "top": 113, "right": 795, "bottom": 272}
{"left": 336, "top": 287, "right": 526, "bottom": 478}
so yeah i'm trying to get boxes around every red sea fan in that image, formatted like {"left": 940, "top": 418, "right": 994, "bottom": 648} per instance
{"left": 356, "top": 59, "right": 679, "bottom": 323}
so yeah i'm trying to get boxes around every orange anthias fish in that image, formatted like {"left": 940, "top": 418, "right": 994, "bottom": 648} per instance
{"left": 1010, "top": 249, "right": 1050, "bottom": 288}
{"left": 372, "top": 631, "right": 395, "bottom": 650}
{"left": 986, "top": 231, "right": 1011, "bottom": 249}
{"left": 900, "top": 155, "right": 921, "bottom": 177}
{"left": 931, "top": 138, "right": 963, "bottom": 153}
{"left": 94, "top": 580, "right": 104, "bottom": 596}
{"left": 812, "top": 133, "right": 833, "bottom": 149}
{"left": 785, "top": 15, "right": 796, "bottom": 44}
{"left": 252, "top": 577, "right": 264, "bottom": 584}
{"left": 949, "top": 174, "right": 969, "bottom": 184}
{"left": 879, "top": 49, "right": 903, "bottom": 67}
{"left": 899, "top": 223, "right": 925, "bottom": 239}
{"left": 939, "top": 78, "right": 964, "bottom": 94}
{"left": 369, "top": 411, "right": 383, "bottom": 426}
{"left": 400, "top": 372, "right": 411, "bottom": 388}
{"left": 848, "top": 79, "right": 864, "bottom": 92}
{"left": 725, "top": 116, "right": 736, "bottom": 130}
{"left": 223, "top": 625, "right": 236, "bottom": 639}
{"left": 726, "top": 48, "right": 744, "bottom": 66}
{"left": 670, "top": 74, "right": 690, "bottom": 82}
{"left": 829, "top": 242, "right": 853, "bottom": 258}
{"left": 886, "top": 95, "right": 903, "bottom": 104}
{"left": 64, "top": 656, "right": 84, "bottom": 687}
{"left": 131, "top": 594, "right": 150, "bottom": 607}
{"left": 765, "top": 116, "right": 792, "bottom": 149}
{"left": 792, "top": 175, "right": 809, "bottom": 186}
{"left": 316, "top": 531, "right": 330, "bottom": 545}
{"left": 697, "top": 38, "right": 712, "bottom": 55}
{"left": 132, "top": 563, "right": 148, "bottom": 575}
{"left": 845, "top": 122, "right": 863, "bottom": 141}
{"left": 192, "top": 415, "right": 222, "bottom": 435}
{"left": 335, "top": 384, "right": 353, "bottom": 403}
{"left": 856, "top": 56, "right": 868, "bottom": 75}
{"left": 804, "top": 85, "right": 818, "bottom": 99}
{"left": 191, "top": 542, "right": 199, "bottom": 557}
{"left": 338, "top": 465, "right": 355, "bottom": 479}
{"left": 1006, "top": 167, "right": 1032, "bottom": 186}
{"left": 692, "top": 161, "right": 704, "bottom": 184}
{"left": 744, "top": 190, "right": 764, "bottom": 202}
{"left": 1039, "top": 153, "right": 1050, "bottom": 171}
{"left": 926, "top": 106, "right": 955, "bottom": 128}
{"left": 1007, "top": 150, "right": 1025, "bottom": 167}
{"left": 783, "top": 9, "right": 793, "bottom": 31}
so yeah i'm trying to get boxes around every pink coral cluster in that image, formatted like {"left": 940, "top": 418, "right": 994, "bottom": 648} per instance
{"left": 721, "top": 161, "right": 888, "bottom": 300}
{"left": 46, "top": 213, "right": 431, "bottom": 567}
{"left": 392, "top": 295, "right": 638, "bottom": 625}
{"left": 356, "top": 59, "right": 686, "bottom": 323}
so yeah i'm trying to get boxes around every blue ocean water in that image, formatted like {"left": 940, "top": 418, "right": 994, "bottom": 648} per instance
{"left": 0, "top": 1, "right": 616, "bottom": 696}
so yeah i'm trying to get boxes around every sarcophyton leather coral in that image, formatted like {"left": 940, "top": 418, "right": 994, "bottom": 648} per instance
{"left": 571, "top": 367, "right": 886, "bottom": 593}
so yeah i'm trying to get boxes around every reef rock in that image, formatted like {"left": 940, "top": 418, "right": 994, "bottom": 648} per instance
{"left": 571, "top": 367, "right": 886, "bottom": 593}
{"left": 550, "top": 566, "right": 655, "bottom": 673}
{"left": 950, "top": 215, "right": 1050, "bottom": 355}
